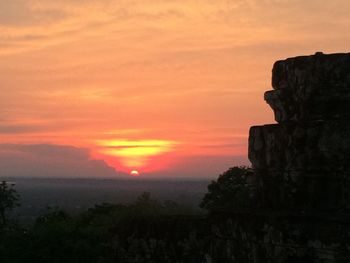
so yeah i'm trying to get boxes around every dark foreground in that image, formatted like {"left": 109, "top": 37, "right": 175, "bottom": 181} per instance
{"left": 1, "top": 204, "right": 349, "bottom": 263}
{"left": 1, "top": 167, "right": 349, "bottom": 263}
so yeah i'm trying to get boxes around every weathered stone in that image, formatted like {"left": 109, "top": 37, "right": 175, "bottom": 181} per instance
{"left": 234, "top": 52, "right": 350, "bottom": 262}
{"left": 272, "top": 52, "right": 350, "bottom": 91}
{"left": 249, "top": 121, "right": 350, "bottom": 171}
{"left": 266, "top": 52, "right": 350, "bottom": 122}
{"left": 249, "top": 52, "right": 350, "bottom": 210}
{"left": 265, "top": 88, "right": 350, "bottom": 122}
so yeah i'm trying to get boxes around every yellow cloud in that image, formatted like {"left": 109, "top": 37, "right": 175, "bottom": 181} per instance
{"left": 96, "top": 139, "right": 177, "bottom": 167}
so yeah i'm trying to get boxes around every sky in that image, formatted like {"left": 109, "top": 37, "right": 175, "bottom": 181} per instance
{"left": 0, "top": 0, "right": 349, "bottom": 178}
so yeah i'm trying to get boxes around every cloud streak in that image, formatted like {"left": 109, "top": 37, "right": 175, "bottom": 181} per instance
{"left": 0, "top": 124, "right": 43, "bottom": 134}
{"left": 0, "top": 144, "right": 117, "bottom": 178}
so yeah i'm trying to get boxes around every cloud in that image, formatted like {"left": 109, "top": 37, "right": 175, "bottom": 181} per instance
{"left": 0, "top": 143, "right": 117, "bottom": 178}
{"left": 0, "top": 0, "right": 67, "bottom": 26}
{"left": 0, "top": 144, "right": 88, "bottom": 159}
{"left": 96, "top": 139, "right": 177, "bottom": 168}
{"left": 0, "top": 124, "right": 43, "bottom": 134}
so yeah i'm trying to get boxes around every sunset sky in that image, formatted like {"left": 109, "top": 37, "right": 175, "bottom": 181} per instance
{"left": 1, "top": 0, "right": 349, "bottom": 178}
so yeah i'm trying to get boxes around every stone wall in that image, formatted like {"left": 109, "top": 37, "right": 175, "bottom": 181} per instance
{"left": 247, "top": 52, "right": 350, "bottom": 262}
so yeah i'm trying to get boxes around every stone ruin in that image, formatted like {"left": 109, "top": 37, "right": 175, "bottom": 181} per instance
{"left": 249, "top": 52, "right": 350, "bottom": 210}
{"left": 247, "top": 52, "right": 350, "bottom": 262}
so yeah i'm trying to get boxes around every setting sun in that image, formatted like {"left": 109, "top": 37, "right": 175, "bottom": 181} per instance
{"left": 130, "top": 170, "right": 140, "bottom": 176}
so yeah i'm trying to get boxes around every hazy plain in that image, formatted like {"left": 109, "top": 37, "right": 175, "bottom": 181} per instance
{"left": 6, "top": 177, "right": 210, "bottom": 222}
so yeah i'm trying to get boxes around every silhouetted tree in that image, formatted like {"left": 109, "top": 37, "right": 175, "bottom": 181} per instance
{"left": 0, "top": 181, "right": 19, "bottom": 226}
{"left": 200, "top": 166, "right": 255, "bottom": 212}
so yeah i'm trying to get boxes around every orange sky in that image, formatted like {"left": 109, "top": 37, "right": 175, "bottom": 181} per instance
{"left": 0, "top": 0, "right": 350, "bottom": 178}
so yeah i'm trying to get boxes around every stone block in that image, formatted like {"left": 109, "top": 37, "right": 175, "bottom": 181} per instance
{"left": 267, "top": 52, "right": 350, "bottom": 122}
{"left": 249, "top": 121, "right": 350, "bottom": 171}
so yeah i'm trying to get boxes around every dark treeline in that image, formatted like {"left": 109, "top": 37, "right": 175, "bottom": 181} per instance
{"left": 0, "top": 193, "right": 200, "bottom": 263}
{"left": 0, "top": 167, "right": 255, "bottom": 263}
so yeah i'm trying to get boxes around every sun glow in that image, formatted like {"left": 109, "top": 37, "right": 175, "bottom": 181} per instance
{"left": 95, "top": 139, "right": 177, "bottom": 171}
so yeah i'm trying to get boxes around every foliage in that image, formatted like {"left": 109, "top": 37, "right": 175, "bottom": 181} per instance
{"left": 0, "top": 191, "right": 199, "bottom": 262}
{"left": 0, "top": 181, "right": 20, "bottom": 226}
{"left": 200, "top": 166, "right": 255, "bottom": 211}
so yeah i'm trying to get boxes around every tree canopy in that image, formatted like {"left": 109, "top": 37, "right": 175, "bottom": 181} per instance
{"left": 0, "top": 181, "right": 19, "bottom": 226}
{"left": 200, "top": 166, "right": 255, "bottom": 212}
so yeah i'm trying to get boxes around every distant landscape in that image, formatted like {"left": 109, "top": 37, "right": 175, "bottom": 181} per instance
{"left": 6, "top": 177, "right": 209, "bottom": 222}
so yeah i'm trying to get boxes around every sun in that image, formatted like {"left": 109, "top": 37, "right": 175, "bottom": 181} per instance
{"left": 130, "top": 170, "right": 140, "bottom": 176}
